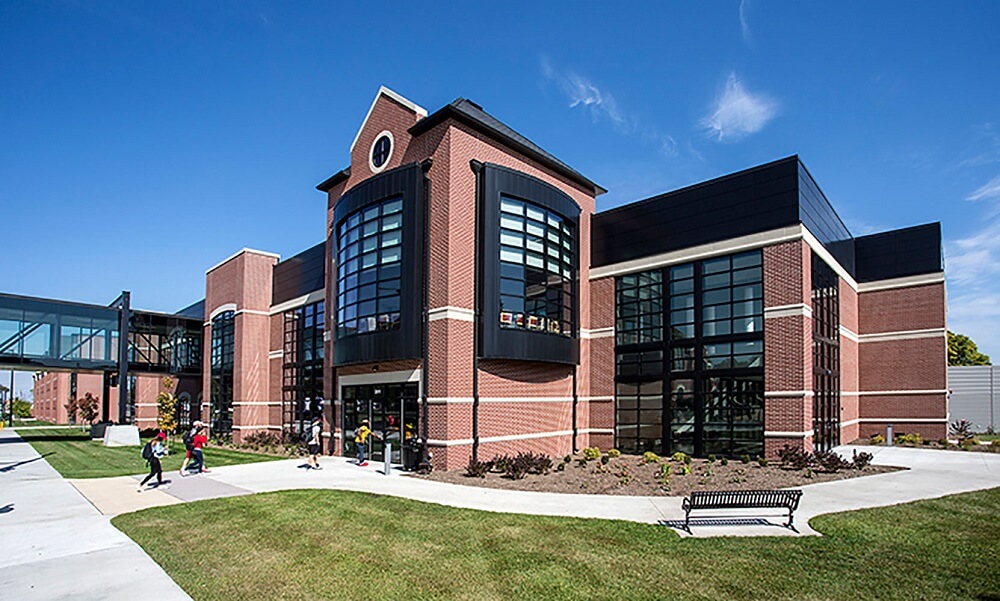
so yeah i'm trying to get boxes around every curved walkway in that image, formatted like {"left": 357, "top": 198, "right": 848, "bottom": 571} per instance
{"left": 71, "top": 440, "right": 1000, "bottom": 538}
{"left": 0, "top": 428, "right": 190, "bottom": 601}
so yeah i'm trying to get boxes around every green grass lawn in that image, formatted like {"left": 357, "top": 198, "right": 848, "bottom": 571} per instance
{"left": 112, "top": 487, "right": 1000, "bottom": 601}
{"left": 10, "top": 418, "right": 55, "bottom": 426}
{"left": 17, "top": 427, "right": 285, "bottom": 479}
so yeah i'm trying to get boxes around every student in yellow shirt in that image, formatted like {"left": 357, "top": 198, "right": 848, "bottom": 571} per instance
{"left": 355, "top": 419, "right": 380, "bottom": 467}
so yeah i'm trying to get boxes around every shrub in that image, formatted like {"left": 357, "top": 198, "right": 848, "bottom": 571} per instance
{"left": 870, "top": 434, "right": 885, "bottom": 445}
{"left": 895, "top": 433, "right": 922, "bottom": 446}
{"left": 740, "top": 454, "right": 751, "bottom": 464}
{"left": 677, "top": 464, "right": 692, "bottom": 476}
{"left": 491, "top": 454, "right": 513, "bottom": 474}
{"left": 778, "top": 445, "right": 814, "bottom": 470}
{"left": 582, "top": 447, "right": 601, "bottom": 461}
{"left": 505, "top": 454, "right": 532, "bottom": 480}
{"left": 756, "top": 456, "right": 769, "bottom": 467}
{"left": 528, "top": 452, "right": 552, "bottom": 474}
{"left": 851, "top": 450, "right": 874, "bottom": 469}
{"left": 465, "top": 458, "right": 491, "bottom": 478}
{"left": 642, "top": 451, "right": 660, "bottom": 464}
{"left": 563, "top": 454, "right": 572, "bottom": 464}
{"left": 720, "top": 456, "right": 729, "bottom": 466}
{"left": 992, "top": 440, "right": 1000, "bottom": 448}
{"left": 815, "top": 451, "right": 851, "bottom": 473}
{"left": 607, "top": 448, "right": 621, "bottom": 458}
{"left": 950, "top": 419, "right": 975, "bottom": 443}
{"left": 556, "top": 462, "right": 566, "bottom": 472}
{"left": 707, "top": 454, "right": 717, "bottom": 464}
{"left": 576, "top": 458, "right": 588, "bottom": 468}
{"left": 670, "top": 451, "right": 689, "bottom": 463}
{"left": 600, "top": 455, "right": 610, "bottom": 465}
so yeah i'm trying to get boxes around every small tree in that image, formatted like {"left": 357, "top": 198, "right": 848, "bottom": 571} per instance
{"left": 76, "top": 392, "right": 100, "bottom": 425}
{"left": 948, "top": 331, "right": 991, "bottom": 366}
{"left": 12, "top": 398, "right": 32, "bottom": 419}
{"left": 156, "top": 377, "right": 178, "bottom": 435}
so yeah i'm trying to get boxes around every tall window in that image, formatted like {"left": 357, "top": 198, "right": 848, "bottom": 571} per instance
{"left": 812, "top": 255, "right": 840, "bottom": 452}
{"left": 282, "top": 301, "right": 325, "bottom": 439}
{"left": 614, "top": 250, "right": 765, "bottom": 458}
{"left": 210, "top": 310, "right": 235, "bottom": 436}
{"left": 336, "top": 197, "right": 402, "bottom": 338}
{"left": 497, "top": 196, "right": 575, "bottom": 336}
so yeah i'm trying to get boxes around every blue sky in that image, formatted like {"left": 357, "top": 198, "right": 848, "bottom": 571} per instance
{"left": 2, "top": 2, "right": 998, "bottom": 394}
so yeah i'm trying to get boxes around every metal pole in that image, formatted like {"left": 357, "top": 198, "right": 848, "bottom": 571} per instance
{"left": 384, "top": 442, "right": 392, "bottom": 476}
{"left": 9, "top": 369, "right": 13, "bottom": 427}
{"left": 117, "top": 291, "right": 131, "bottom": 424}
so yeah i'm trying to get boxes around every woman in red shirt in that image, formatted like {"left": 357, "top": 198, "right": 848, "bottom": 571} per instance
{"left": 188, "top": 426, "right": 209, "bottom": 474}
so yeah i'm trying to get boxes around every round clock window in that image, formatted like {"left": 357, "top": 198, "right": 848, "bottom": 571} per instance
{"left": 369, "top": 131, "right": 394, "bottom": 173}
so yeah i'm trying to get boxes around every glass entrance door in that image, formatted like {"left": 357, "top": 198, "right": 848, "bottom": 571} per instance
{"left": 342, "top": 382, "right": 419, "bottom": 463}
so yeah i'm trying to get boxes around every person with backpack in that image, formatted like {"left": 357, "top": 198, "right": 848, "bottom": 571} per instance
{"left": 138, "top": 432, "right": 168, "bottom": 492}
{"left": 179, "top": 421, "right": 202, "bottom": 476}
{"left": 306, "top": 416, "right": 323, "bottom": 470}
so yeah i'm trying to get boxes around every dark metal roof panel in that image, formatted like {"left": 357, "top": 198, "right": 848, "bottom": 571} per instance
{"left": 410, "top": 99, "right": 606, "bottom": 196}
{"left": 272, "top": 242, "right": 326, "bottom": 305}
{"left": 855, "top": 223, "right": 943, "bottom": 282}
{"left": 591, "top": 157, "right": 801, "bottom": 267}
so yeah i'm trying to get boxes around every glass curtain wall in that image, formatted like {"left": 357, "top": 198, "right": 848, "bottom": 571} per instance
{"left": 336, "top": 197, "right": 403, "bottom": 338}
{"left": 209, "top": 310, "right": 235, "bottom": 436}
{"left": 614, "top": 250, "right": 765, "bottom": 458}
{"left": 812, "top": 254, "right": 840, "bottom": 452}
{"left": 282, "top": 300, "right": 325, "bottom": 441}
{"left": 497, "top": 196, "right": 575, "bottom": 336}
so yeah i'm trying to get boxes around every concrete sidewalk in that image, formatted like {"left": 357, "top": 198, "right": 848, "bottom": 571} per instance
{"left": 0, "top": 429, "right": 190, "bottom": 601}
{"left": 76, "top": 441, "right": 999, "bottom": 538}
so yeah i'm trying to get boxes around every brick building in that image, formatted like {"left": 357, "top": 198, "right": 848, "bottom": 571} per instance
{"left": 31, "top": 87, "right": 948, "bottom": 468}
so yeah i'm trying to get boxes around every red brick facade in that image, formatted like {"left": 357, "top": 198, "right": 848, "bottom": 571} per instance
{"left": 36, "top": 88, "right": 936, "bottom": 468}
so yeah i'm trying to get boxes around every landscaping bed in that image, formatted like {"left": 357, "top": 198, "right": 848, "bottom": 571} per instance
{"left": 854, "top": 430, "right": 1000, "bottom": 454}
{"left": 419, "top": 449, "right": 900, "bottom": 496}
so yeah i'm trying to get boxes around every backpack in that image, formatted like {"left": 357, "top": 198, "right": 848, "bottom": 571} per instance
{"left": 141, "top": 441, "right": 153, "bottom": 461}
{"left": 183, "top": 428, "right": 194, "bottom": 451}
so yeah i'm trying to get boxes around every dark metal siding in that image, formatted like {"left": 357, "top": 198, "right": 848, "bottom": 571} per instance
{"left": 272, "top": 242, "right": 326, "bottom": 306}
{"left": 591, "top": 157, "right": 800, "bottom": 268}
{"left": 797, "top": 163, "right": 855, "bottom": 274}
{"left": 479, "top": 163, "right": 580, "bottom": 365}
{"left": 330, "top": 163, "right": 425, "bottom": 366}
{"left": 855, "top": 223, "right": 942, "bottom": 282}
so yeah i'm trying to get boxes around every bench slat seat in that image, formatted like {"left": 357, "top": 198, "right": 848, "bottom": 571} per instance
{"left": 680, "top": 489, "right": 803, "bottom": 532}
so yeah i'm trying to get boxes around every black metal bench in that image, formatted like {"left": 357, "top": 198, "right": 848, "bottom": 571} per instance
{"left": 681, "top": 489, "right": 803, "bottom": 532}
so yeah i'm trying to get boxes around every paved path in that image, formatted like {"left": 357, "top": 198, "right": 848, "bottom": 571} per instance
{"left": 0, "top": 429, "right": 190, "bottom": 601}
{"left": 71, "top": 442, "right": 1000, "bottom": 538}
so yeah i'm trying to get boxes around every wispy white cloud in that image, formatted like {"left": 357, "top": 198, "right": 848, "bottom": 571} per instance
{"left": 541, "top": 58, "right": 684, "bottom": 159}
{"left": 946, "top": 225, "right": 1000, "bottom": 286}
{"left": 739, "top": 0, "right": 753, "bottom": 47}
{"left": 956, "top": 123, "right": 1000, "bottom": 168}
{"left": 946, "top": 179, "right": 1000, "bottom": 358}
{"left": 701, "top": 72, "right": 778, "bottom": 142}
{"left": 965, "top": 175, "right": 1000, "bottom": 202}
{"left": 541, "top": 58, "right": 628, "bottom": 131}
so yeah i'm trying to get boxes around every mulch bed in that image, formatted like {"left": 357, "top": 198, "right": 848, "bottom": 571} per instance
{"left": 416, "top": 454, "right": 902, "bottom": 497}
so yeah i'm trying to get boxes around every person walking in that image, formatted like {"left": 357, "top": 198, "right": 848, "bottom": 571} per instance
{"left": 138, "top": 432, "right": 168, "bottom": 492}
{"left": 188, "top": 425, "right": 209, "bottom": 474}
{"left": 179, "top": 420, "right": 202, "bottom": 476}
{"left": 306, "top": 416, "right": 323, "bottom": 470}
{"left": 355, "top": 418, "right": 379, "bottom": 467}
